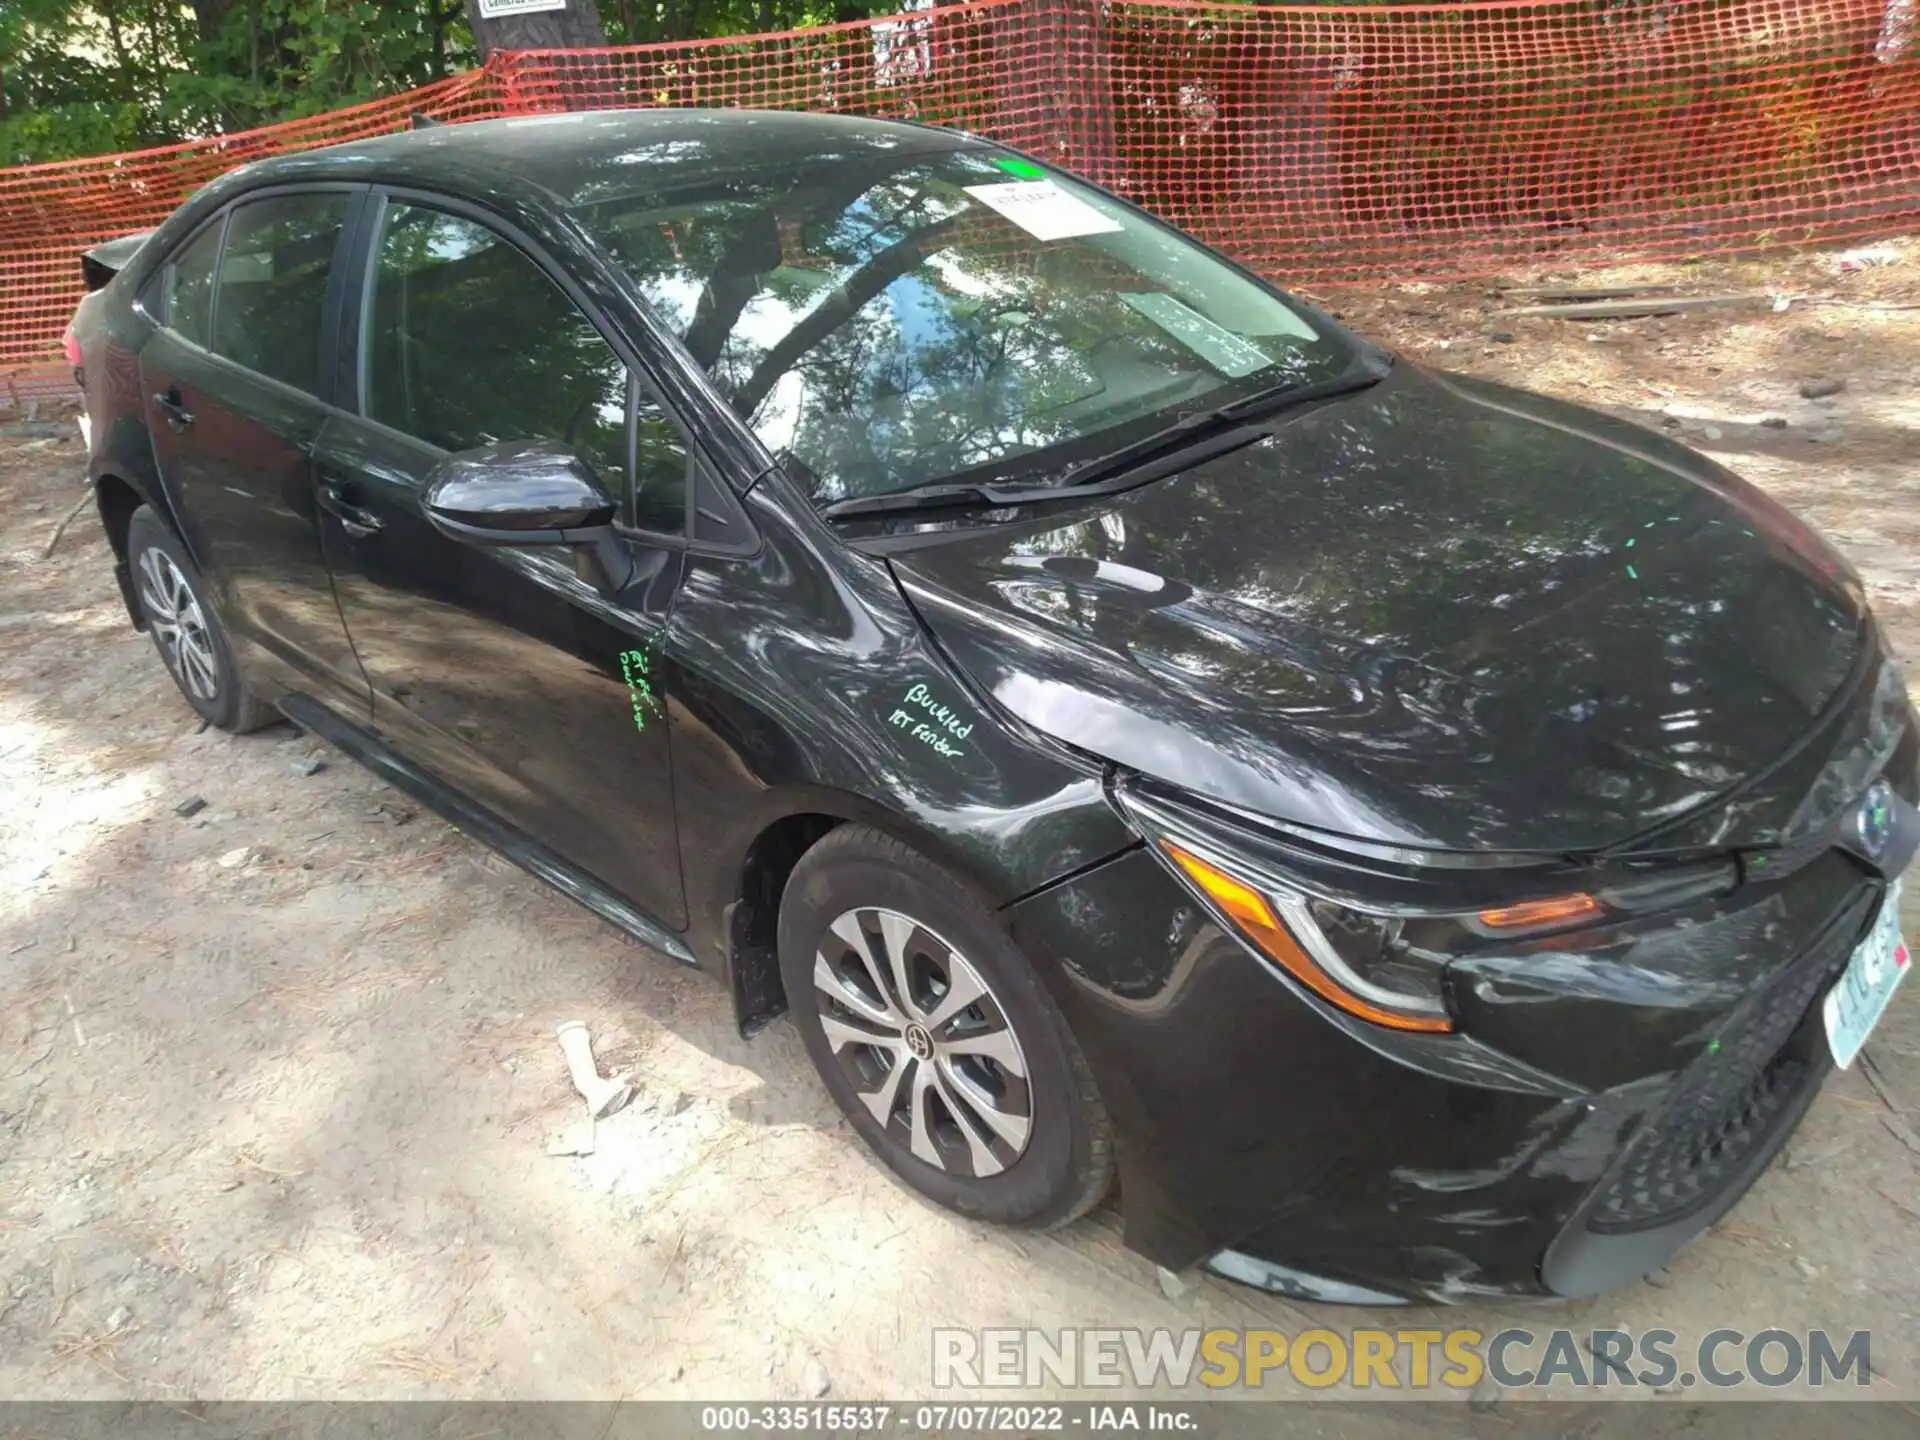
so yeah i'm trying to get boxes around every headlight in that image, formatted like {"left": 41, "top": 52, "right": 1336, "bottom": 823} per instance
{"left": 1159, "top": 839, "right": 1457, "bottom": 1032}
{"left": 1120, "top": 782, "right": 1735, "bottom": 1036}
{"left": 1780, "top": 653, "right": 1913, "bottom": 844}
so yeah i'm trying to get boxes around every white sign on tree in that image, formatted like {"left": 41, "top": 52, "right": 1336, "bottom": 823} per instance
{"left": 477, "top": 0, "right": 569, "bottom": 17}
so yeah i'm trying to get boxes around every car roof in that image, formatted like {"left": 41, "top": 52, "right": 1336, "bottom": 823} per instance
{"left": 261, "top": 108, "right": 980, "bottom": 211}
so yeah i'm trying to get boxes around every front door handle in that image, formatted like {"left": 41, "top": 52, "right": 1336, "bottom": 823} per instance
{"left": 151, "top": 389, "right": 193, "bottom": 431}
{"left": 318, "top": 483, "right": 384, "bottom": 539}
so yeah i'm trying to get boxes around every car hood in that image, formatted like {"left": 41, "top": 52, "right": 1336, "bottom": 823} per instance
{"left": 887, "top": 364, "right": 1869, "bottom": 854}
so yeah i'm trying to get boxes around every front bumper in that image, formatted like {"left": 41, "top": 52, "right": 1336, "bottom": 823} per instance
{"left": 1007, "top": 836, "right": 1891, "bottom": 1302}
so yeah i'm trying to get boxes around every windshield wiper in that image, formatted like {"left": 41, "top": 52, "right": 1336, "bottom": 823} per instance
{"left": 1053, "top": 354, "right": 1391, "bottom": 491}
{"left": 819, "top": 479, "right": 1072, "bottom": 520}
{"left": 818, "top": 354, "right": 1391, "bottom": 522}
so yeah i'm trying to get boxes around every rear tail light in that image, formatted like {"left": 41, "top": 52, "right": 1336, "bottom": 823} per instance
{"left": 63, "top": 324, "right": 84, "bottom": 395}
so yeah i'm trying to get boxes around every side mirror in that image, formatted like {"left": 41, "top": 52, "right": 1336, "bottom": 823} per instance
{"left": 422, "top": 439, "right": 616, "bottom": 546}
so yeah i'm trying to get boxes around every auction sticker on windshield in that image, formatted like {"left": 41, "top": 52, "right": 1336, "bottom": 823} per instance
{"left": 964, "top": 180, "right": 1122, "bottom": 241}
{"left": 1824, "top": 881, "right": 1909, "bottom": 1069}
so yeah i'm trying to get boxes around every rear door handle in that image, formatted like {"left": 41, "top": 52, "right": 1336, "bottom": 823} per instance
{"left": 318, "top": 483, "right": 383, "bottom": 539}
{"left": 151, "top": 389, "right": 193, "bottom": 430}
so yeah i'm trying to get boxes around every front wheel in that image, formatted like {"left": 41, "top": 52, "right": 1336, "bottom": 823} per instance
{"left": 778, "top": 825, "right": 1113, "bottom": 1228}
{"left": 127, "top": 504, "right": 277, "bottom": 733}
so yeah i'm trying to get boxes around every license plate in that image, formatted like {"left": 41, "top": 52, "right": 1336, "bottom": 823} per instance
{"left": 1823, "top": 883, "right": 1910, "bottom": 1070}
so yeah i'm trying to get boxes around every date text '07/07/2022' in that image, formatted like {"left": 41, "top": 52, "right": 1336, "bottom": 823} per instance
{"left": 888, "top": 681, "right": 973, "bottom": 759}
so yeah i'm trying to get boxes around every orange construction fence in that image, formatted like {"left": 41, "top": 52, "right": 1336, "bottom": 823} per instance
{"left": 4, "top": 0, "right": 1917, "bottom": 396}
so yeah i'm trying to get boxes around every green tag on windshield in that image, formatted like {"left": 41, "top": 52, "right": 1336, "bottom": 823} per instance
{"left": 993, "top": 156, "right": 1048, "bottom": 179}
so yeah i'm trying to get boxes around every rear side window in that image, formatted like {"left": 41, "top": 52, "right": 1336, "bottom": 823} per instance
{"left": 363, "top": 203, "right": 629, "bottom": 499}
{"left": 211, "top": 192, "right": 352, "bottom": 395}
{"left": 162, "top": 222, "right": 222, "bottom": 348}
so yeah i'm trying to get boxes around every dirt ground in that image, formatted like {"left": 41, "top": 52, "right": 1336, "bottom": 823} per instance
{"left": 3, "top": 241, "right": 1920, "bottom": 1410}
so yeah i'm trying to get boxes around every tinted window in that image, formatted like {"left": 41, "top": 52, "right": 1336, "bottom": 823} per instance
{"left": 163, "top": 221, "right": 222, "bottom": 348}
{"left": 572, "top": 150, "right": 1350, "bottom": 506}
{"left": 365, "top": 204, "right": 628, "bottom": 496}
{"left": 212, "top": 193, "right": 351, "bottom": 395}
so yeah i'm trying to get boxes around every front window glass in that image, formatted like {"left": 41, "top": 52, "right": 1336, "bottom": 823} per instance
{"left": 364, "top": 203, "right": 629, "bottom": 498}
{"left": 574, "top": 150, "right": 1350, "bottom": 505}
{"left": 632, "top": 395, "right": 689, "bottom": 534}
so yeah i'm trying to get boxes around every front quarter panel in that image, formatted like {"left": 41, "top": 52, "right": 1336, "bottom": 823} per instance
{"left": 1004, "top": 843, "right": 1593, "bottom": 1296}
{"left": 665, "top": 473, "right": 1136, "bottom": 963}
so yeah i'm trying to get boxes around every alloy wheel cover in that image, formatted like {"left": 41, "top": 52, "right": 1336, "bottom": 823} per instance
{"left": 812, "top": 906, "right": 1034, "bottom": 1178}
{"left": 137, "top": 547, "right": 220, "bottom": 702}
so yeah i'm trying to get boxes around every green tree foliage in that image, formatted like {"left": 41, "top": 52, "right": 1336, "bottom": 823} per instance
{"left": 0, "top": 0, "right": 188, "bottom": 162}
{"left": 0, "top": 0, "right": 894, "bottom": 165}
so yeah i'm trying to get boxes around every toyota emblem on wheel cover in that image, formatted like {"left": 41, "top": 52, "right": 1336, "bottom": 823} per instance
{"left": 1857, "top": 779, "right": 1896, "bottom": 859}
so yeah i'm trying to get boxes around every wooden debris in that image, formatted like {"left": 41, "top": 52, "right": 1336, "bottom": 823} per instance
{"left": 1498, "top": 283, "right": 1678, "bottom": 302}
{"left": 1859, "top": 1052, "right": 1920, "bottom": 1156}
{"left": 42, "top": 489, "right": 93, "bottom": 557}
{"left": 1860, "top": 1050, "right": 1909, "bottom": 1113}
{"left": 1504, "top": 293, "right": 1770, "bottom": 320}
{"left": 1878, "top": 1186, "right": 1920, "bottom": 1223}
{"left": 1879, "top": 1113, "right": 1920, "bottom": 1158}
{"left": 1808, "top": 298, "right": 1920, "bottom": 312}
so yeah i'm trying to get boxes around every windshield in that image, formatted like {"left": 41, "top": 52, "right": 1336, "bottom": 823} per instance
{"left": 573, "top": 147, "right": 1355, "bottom": 506}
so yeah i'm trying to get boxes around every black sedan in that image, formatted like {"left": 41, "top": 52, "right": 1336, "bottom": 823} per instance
{"left": 67, "top": 109, "right": 1917, "bottom": 1304}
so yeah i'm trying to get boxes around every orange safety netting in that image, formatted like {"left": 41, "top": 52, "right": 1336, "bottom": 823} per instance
{"left": 4, "top": 0, "right": 1917, "bottom": 395}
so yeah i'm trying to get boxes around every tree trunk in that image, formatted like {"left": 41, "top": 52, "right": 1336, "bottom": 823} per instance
{"left": 430, "top": 0, "right": 452, "bottom": 77}
{"left": 102, "top": 6, "right": 139, "bottom": 101}
{"left": 465, "top": 0, "right": 607, "bottom": 59}
{"left": 189, "top": 0, "right": 238, "bottom": 46}
{"left": 1224, "top": 40, "right": 1343, "bottom": 257}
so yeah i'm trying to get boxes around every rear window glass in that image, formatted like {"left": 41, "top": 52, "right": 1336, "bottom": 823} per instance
{"left": 211, "top": 192, "right": 352, "bottom": 396}
{"left": 162, "top": 222, "right": 222, "bottom": 349}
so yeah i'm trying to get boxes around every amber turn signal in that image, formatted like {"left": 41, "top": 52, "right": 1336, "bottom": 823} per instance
{"left": 1476, "top": 892, "right": 1604, "bottom": 930}
{"left": 1160, "top": 842, "right": 1454, "bottom": 1034}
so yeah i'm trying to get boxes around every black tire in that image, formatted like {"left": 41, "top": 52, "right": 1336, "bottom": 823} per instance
{"left": 779, "top": 825, "right": 1113, "bottom": 1228}
{"left": 127, "top": 504, "right": 278, "bottom": 734}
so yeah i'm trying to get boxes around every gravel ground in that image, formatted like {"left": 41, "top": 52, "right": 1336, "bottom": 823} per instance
{"left": 1, "top": 243, "right": 1918, "bottom": 1414}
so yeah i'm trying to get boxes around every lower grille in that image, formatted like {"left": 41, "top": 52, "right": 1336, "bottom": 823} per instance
{"left": 1588, "top": 888, "right": 1877, "bottom": 1233}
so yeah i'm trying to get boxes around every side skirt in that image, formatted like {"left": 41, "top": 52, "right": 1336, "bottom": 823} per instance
{"left": 280, "top": 693, "right": 697, "bottom": 966}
